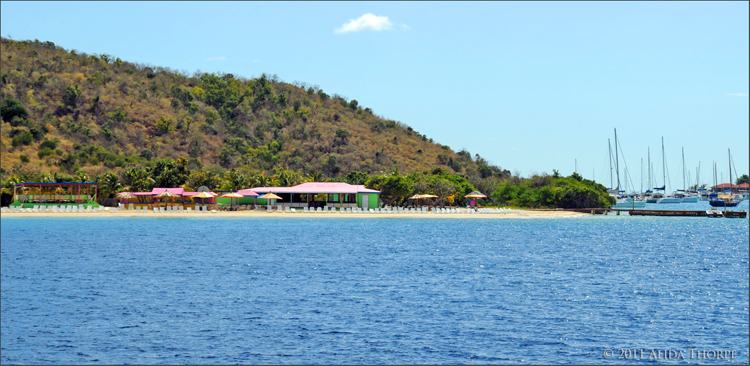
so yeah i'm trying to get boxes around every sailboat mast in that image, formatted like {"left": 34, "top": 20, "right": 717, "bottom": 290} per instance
{"left": 648, "top": 147, "right": 651, "bottom": 190}
{"left": 682, "top": 147, "right": 686, "bottom": 190}
{"left": 729, "top": 149, "right": 732, "bottom": 194}
{"left": 608, "top": 139, "right": 613, "bottom": 189}
{"left": 697, "top": 162, "right": 701, "bottom": 188}
{"left": 640, "top": 158, "right": 643, "bottom": 193}
{"left": 661, "top": 137, "right": 666, "bottom": 192}
{"left": 615, "top": 129, "right": 620, "bottom": 192}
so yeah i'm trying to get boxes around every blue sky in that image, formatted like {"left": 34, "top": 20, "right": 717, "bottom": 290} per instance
{"left": 2, "top": 1, "right": 748, "bottom": 190}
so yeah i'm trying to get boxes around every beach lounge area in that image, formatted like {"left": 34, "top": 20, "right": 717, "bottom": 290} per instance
{"left": 2, "top": 181, "right": 587, "bottom": 217}
{"left": 9, "top": 182, "right": 100, "bottom": 209}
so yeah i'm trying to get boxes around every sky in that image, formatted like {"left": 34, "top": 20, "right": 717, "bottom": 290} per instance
{"left": 2, "top": 1, "right": 748, "bottom": 190}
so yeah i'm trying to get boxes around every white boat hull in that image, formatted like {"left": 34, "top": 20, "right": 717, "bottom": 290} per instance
{"left": 658, "top": 197, "right": 681, "bottom": 204}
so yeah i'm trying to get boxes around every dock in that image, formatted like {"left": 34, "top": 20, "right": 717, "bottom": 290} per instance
{"left": 530, "top": 208, "right": 747, "bottom": 218}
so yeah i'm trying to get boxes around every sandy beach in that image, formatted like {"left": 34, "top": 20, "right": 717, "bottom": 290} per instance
{"left": 1, "top": 209, "right": 588, "bottom": 219}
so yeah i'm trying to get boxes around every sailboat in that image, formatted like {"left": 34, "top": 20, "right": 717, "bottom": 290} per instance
{"left": 678, "top": 147, "right": 699, "bottom": 203}
{"left": 644, "top": 147, "right": 664, "bottom": 203}
{"left": 609, "top": 129, "right": 646, "bottom": 208}
{"left": 709, "top": 149, "right": 742, "bottom": 208}
{"left": 657, "top": 137, "right": 681, "bottom": 203}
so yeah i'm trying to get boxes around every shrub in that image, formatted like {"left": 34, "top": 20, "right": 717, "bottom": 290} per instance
{"left": 19, "top": 154, "right": 30, "bottom": 163}
{"left": 1, "top": 98, "right": 29, "bottom": 122}
{"left": 40, "top": 139, "right": 57, "bottom": 150}
{"left": 12, "top": 131, "right": 33, "bottom": 147}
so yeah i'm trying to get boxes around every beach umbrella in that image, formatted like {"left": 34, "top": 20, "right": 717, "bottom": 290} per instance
{"left": 156, "top": 190, "right": 179, "bottom": 198}
{"left": 155, "top": 190, "right": 180, "bottom": 209}
{"left": 220, "top": 192, "right": 244, "bottom": 208}
{"left": 190, "top": 191, "right": 214, "bottom": 206}
{"left": 258, "top": 193, "right": 282, "bottom": 208}
{"left": 408, "top": 194, "right": 424, "bottom": 200}
{"left": 115, "top": 191, "right": 135, "bottom": 206}
{"left": 116, "top": 192, "right": 135, "bottom": 199}
{"left": 464, "top": 191, "right": 487, "bottom": 207}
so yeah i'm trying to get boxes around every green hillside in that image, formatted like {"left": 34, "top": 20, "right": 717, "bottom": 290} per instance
{"left": 0, "top": 37, "right": 495, "bottom": 177}
{"left": 0, "top": 38, "right": 613, "bottom": 208}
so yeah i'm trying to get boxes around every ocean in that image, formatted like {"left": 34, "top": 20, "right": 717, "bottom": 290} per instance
{"left": 1, "top": 214, "right": 748, "bottom": 364}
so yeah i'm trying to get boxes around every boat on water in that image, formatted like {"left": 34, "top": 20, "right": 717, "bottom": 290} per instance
{"left": 709, "top": 194, "right": 741, "bottom": 207}
{"left": 658, "top": 196, "right": 682, "bottom": 204}
{"left": 709, "top": 149, "right": 742, "bottom": 208}
{"left": 656, "top": 138, "right": 679, "bottom": 204}
{"left": 681, "top": 194, "right": 700, "bottom": 203}
{"left": 706, "top": 208, "right": 723, "bottom": 218}
{"left": 674, "top": 190, "right": 700, "bottom": 203}
{"left": 612, "top": 197, "right": 647, "bottom": 208}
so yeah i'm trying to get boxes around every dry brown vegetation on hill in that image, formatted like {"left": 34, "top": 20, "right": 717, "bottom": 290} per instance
{"left": 1, "top": 37, "right": 504, "bottom": 181}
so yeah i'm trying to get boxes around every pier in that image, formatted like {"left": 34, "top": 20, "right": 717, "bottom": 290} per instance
{"left": 530, "top": 208, "right": 747, "bottom": 218}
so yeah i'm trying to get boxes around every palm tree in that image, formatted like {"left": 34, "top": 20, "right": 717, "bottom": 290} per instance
{"left": 76, "top": 170, "right": 89, "bottom": 183}
{"left": 305, "top": 170, "right": 324, "bottom": 182}
{"left": 251, "top": 172, "right": 275, "bottom": 188}
{"left": 97, "top": 173, "right": 122, "bottom": 204}
{"left": 277, "top": 170, "right": 300, "bottom": 187}
{"left": 221, "top": 170, "right": 247, "bottom": 191}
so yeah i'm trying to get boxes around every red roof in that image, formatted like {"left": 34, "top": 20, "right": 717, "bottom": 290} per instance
{"left": 712, "top": 183, "right": 749, "bottom": 189}
{"left": 251, "top": 182, "right": 380, "bottom": 194}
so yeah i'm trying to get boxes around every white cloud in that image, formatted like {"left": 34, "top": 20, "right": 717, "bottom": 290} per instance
{"left": 334, "top": 13, "right": 393, "bottom": 34}
{"left": 207, "top": 56, "right": 226, "bottom": 61}
{"left": 726, "top": 92, "right": 748, "bottom": 97}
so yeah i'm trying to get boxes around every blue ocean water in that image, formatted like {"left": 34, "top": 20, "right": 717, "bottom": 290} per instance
{"left": 1, "top": 215, "right": 748, "bottom": 364}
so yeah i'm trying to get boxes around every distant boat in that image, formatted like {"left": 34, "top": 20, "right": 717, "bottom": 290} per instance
{"left": 658, "top": 196, "right": 681, "bottom": 204}
{"left": 709, "top": 193, "right": 741, "bottom": 207}
{"left": 612, "top": 197, "right": 647, "bottom": 208}
{"left": 656, "top": 138, "right": 679, "bottom": 203}
{"left": 709, "top": 149, "right": 742, "bottom": 207}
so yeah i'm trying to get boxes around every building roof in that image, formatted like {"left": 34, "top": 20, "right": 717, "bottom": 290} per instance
{"left": 236, "top": 188, "right": 259, "bottom": 196}
{"left": 151, "top": 187, "right": 185, "bottom": 195}
{"left": 712, "top": 183, "right": 749, "bottom": 189}
{"left": 250, "top": 182, "right": 380, "bottom": 194}
{"left": 128, "top": 189, "right": 217, "bottom": 197}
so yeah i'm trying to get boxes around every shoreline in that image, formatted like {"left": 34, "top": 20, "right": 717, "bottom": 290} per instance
{"left": 1, "top": 209, "right": 589, "bottom": 219}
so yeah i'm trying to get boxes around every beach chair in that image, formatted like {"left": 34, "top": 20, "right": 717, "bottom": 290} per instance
{"left": 266, "top": 205, "right": 272, "bottom": 212}
{"left": 111, "top": 208, "right": 117, "bottom": 213}
{"left": 303, "top": 207, "right": 309, "bottom": 213}
{"left": 178, "top": 206, "right": 184, "bottom": 212}
{"left": 284, "top": 206, "right": 290, "bottom": 213}
{"left": 186, "top": 207, "right": 192, "bottom": 213}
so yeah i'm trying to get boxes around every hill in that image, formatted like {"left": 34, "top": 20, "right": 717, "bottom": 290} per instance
{"left": 1, "top": 38, "right": 612, "bottom": 208}
{"left": 1, "top": 37, "right": 502, "bottom": 179}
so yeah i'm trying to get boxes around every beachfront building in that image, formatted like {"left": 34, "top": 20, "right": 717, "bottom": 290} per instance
{"left": 119, "top": 188, "right": 217, "bottom": 210}
{"left": 711, "top": 183, "right": 749, "bottom": 194}
{"left": 217, "top": 182, "right": 380, "bottom": 210}
{"left": 11, "top": 182, "right": 99, "bottom": 208}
